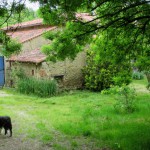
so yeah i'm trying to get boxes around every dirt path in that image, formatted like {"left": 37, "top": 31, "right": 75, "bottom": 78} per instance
{"left": 0, "top": 91, "right": 11, "bottom": 97}
{"left": 0, "top": 90, "right": 108, "bottom": 150}
{"left": 0, "top": 134, "right": 51, "bottom": 150}
{"left": 0, "top": 91, "right": 52, "bottom": 150}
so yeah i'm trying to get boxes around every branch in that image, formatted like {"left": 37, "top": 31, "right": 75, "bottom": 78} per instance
{"left": 0, "top": 0, "right": 26, "bottom": 27}
{"left": 84, "top": 1, "right": 150, "bottom": 25}
{"left": 75, "top": 14, "right": 150, "bottom": 39}
{"left": 91, "top": 0, "right": 109, "bottom": 11}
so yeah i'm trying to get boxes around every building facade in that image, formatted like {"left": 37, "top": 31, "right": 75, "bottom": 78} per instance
{"left": 3, "top": 17, "right": 88, "bottom": 89}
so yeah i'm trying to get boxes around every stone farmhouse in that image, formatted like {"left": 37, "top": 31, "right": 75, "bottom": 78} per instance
{"left": 3, "top": 13, "right": 93, "bottom": 89}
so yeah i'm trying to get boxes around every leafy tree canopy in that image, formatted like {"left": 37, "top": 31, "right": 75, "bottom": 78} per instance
{"left": 34, "top": 0, "right": 150, "bottom": 87}
{"left": 1, "top": 0, "right": 149, "bottom": 60}
{"left": 29, "top": 0, "right": 150, "bottom": 60}
{"left": 0, "top": 0, "right": 37, "bottom": 57}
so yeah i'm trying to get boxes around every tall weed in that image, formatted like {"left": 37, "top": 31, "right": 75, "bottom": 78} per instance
{"left": 17, "top": 77, "right": 57, "bottom": 97}
{"left": 114, "top": 85, "right": 136, "bottom": 113}
{"left": 102, "top": 85, "right": 137, "bottom": 113}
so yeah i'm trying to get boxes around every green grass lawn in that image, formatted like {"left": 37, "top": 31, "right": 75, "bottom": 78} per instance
{"left": 0, "top": 79, "right": 150, "bottom": 150}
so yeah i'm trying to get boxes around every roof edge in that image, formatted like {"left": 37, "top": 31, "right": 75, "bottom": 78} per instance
{"left": 20, "top": 26, "right": 57, "bottom": 43}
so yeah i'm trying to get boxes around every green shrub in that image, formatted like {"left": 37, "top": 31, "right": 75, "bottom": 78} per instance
{"left": 82, "top": 51, "right": 132, "bottom": 91}
{"left": 102, "top": 85, "right": 136, "bottom": 113}
{"left": 132, "top": 71, "right": 144, "bottom": 80}
{"left": 17, "top": 77, "right": 58, "bottom": 97}
{"left": 114, "top": 85, "right": 136, "bottom": 113}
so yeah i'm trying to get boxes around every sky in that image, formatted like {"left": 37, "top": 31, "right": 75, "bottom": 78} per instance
{"left": 7, "top": 0, "right": 39, "bottom": 11}
{"left": 25, "top": 0, "right": 39, "bottom": 11}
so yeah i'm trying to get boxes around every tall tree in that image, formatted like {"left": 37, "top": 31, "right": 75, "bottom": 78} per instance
{"left": 29, "top": 0, "right": 150, "bottom": 58}
{"left": 31, "top": 0, "right": 150, "bottom": 87}
{"left": 0, "top": 1, "right": 37, "bottom": 57}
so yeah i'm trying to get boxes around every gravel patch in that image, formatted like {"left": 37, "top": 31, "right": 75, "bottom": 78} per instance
{"left": 0, "top": 134, "right": 52, "bottom": 150}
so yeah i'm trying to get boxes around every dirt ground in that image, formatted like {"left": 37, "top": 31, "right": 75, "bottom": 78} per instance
{"left": 0, "top": 90, "right": 109, "bottom": 150}
{"left": 0, "top": 91, "right": 51, "bottom": 150}
{"left": 0, "top": 134, "right": 52, "bottom": 150}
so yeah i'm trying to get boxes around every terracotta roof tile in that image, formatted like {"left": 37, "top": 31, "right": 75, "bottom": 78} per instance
{"left": 7, "top": 26, "right": 56, "bottom": 43}
{"left": 3, "top": 19, "right": 43, "bottom": 30}
{"left": 8, "top": 48, "right": 46, "bottom": 64}
{"left": 3, "top": 13, "right": 93, "bottom": 44}
{"left": 5, "top": 13, "right": 94, "bottom": 64}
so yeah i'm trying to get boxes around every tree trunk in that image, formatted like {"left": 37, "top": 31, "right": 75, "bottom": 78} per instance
{"left": 145, "top": 73, "right": 150, "bottom": 89}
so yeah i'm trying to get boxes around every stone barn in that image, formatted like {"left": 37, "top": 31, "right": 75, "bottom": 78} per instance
{"left": 3, "top": 14, "right": 93, "bottom": 89}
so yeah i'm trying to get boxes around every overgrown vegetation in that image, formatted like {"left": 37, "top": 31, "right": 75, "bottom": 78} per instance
{"left": 17, "top": 77, "right": 58, "bottom": 97}
{"left": 1, "top": 38, "right": 22, "bottom": 57}
{"left": 114, "top": 86, "right": 136, "bottom": 113}
{"left": 82, "top": 44, "right": 132, "bottom": 92}
{"left": 9, "top": 66, "right": 58, "bottom": 97}
{"left": 0, "top": 4, "right": 37, "bottom": 57}
{"left": 132, "top": 71, "right": 144, "bottom": 80}
{"left": 0, "top": 79, "right": 150, "bottom": 150}
{"left": 102, "top": 85, "right": 137, "bottom": 113}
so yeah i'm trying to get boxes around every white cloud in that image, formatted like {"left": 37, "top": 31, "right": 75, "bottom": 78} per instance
{"left": 25, "top": 0, "right": 39, "bottom": 11}
{"left": 6, "top": 0, "right": 39, "bottom": 11}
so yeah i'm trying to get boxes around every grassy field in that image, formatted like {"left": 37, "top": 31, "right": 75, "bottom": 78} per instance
{"left": 0, "top": 79, "right": 150, "bottom": 150}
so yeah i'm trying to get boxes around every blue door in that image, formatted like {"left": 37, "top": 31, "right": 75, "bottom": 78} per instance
{"left": 0, "top": 56, "right": 5, "bottom": 87}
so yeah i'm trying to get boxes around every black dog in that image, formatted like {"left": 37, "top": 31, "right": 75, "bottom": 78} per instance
{"left": 0, "top": 116, "right": 12, "bottom": 137}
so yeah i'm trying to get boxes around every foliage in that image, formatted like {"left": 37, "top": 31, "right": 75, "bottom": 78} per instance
{"left": 29, "top": 0, "right": 150, "bottom": 61}
{"left": 0, "top": 1, "right": 25, "bottom": 27}
{"left": 0, "top": 1, "right": 37, "bottom": 27}
{"left": 42, "top": 22, "right": 92, "bottom": 61}
{"left": 132, "top": 71, "right": 144, "bottom": 80}
{"left": 135, "top": 47, "right": 150, "bottom": 87}
{"left": 83, "top": 50, "right": 113, "bottom": 91}
{"left": 17, "top": 77, "right": 58, "bottom": 97}
{"left": 31, "top": 0, "right": 150, "bottom": 87}
{"left": 0, "top": 29, "right": 22, "bottom": 57}
{"left": 114, "top": 85, "right": 137, "bottom": 113}
{"left": 10, "top": 65, "right": 26, "bottom": 87}
{"left": 3, "top": 8, "right": 37, "bottom": 27}
{"left": 0, "top": 1, "right": 36, "bottom": 57}
{"left": 1, "top": 38, "right": 22, "bottom": 57}
{"left": 102, "top": 84, "right": 137, "bottom": 113}
{"left": 82, "top": 32, "right": 132, "bottom": 91}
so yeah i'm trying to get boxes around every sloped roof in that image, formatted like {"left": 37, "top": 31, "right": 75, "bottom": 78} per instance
{"left": 6, "top": 13, "right": 94, "bottom": 64}
{"left": 4, "top": 13, "right": 94, "bottom": 43}
{"left": 4, "top": 13, "right": 94, "bottom": 31}
{"left": 8, "top": 48, "right": 46, "bottom": 64}
{"left": 3, "top": 19, "right": 43, "bottom": 31}
{"left": 7, "top": 26, "right": 56, "bottom": 43}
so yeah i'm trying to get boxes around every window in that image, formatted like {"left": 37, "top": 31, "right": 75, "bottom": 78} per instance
{"left": 53, "top": 75, "right": 64, "bottom": 83}
{"left": 32, "top": 70, "right": 34, "bottom": 76}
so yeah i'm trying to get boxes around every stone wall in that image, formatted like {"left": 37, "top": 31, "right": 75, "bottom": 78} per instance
{"left": 37, "top": 51, "right": 86, "bottom": 89}
{"left": 22, "top": 36, "right": 50, "bottom": 52}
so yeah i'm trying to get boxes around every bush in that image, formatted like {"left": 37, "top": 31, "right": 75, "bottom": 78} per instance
{"left": 114, "top": 85, "right": 136, "bottom": 113}
{"left": 102, "top": 85, "right": 137, "bottom": 113}
{"left": 17, "top": 77, "right": 58, "bottom": 97}
{"left": 82, "top": 51, "right": 132, "bottom": 91}
{"left": 132, "top": 71, "right": 144, "bottom": 80}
